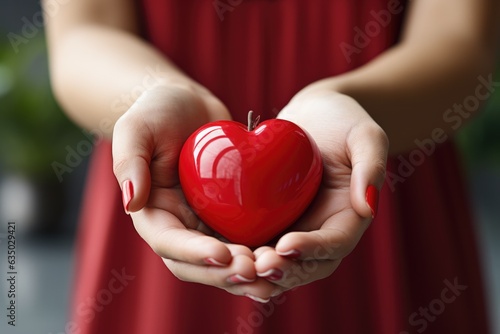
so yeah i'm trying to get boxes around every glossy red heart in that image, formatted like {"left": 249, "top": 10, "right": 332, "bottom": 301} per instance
{"left": 179, "top": 117, "right": 323, "bottom": 247}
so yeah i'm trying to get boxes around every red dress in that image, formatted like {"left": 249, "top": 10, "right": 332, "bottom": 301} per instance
{"left": 72, "top": 1, "right": 490, "bottom": 333}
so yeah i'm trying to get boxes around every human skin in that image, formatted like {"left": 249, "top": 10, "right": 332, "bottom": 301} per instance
{"left": 43, "top": 0, "right": 499, "bottom": 301}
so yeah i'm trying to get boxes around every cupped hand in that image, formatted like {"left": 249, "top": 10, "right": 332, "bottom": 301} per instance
{"left": 112, "top": 85, "right": 264, "bottom": 295}
{"left": 250, "top": 85, "right": 389, "bottom": 299}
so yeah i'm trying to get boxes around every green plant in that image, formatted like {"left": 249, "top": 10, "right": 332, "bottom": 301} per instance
{"left": 0, "top": 32, "right": 81, "bottom": 179}
{"left": 457, "top": 67, "right": 500, "bottom": 169}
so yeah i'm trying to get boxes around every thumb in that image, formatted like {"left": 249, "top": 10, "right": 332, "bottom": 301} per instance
{"left": 112, "top": 110, "right": 153, "bottom": 214}
{"left": 348, "top": 123, "right": 389, "bottom": 219}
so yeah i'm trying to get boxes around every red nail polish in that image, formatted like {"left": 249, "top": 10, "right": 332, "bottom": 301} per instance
{"left": 227, "top": 274, "right": 254, "bottom": 284}
{"left": 204, "top": 258, "right": 226, "bottom": 266}
{"left": 365, "top": 185, "right": 379, "bottom": 219}
{"left": 245, "top": 294, "right": 270, "bottom": 304}
{"left": 257, "top": 269, "right": 283, "bottom": 281}
{"left": 122, "top": 180, "right": 134, "bottom": 214}
{"left": 277, "top": 249, "right": 301, "bottom": 259}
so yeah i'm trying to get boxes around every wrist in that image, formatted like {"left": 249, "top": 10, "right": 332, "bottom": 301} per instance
{"left": 283, "top": 84, "right": 358, "bottom": 122}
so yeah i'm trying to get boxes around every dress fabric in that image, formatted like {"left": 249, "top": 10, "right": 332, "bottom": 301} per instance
{"left": 71, "top": 1, "right": 490, "bottom": 333}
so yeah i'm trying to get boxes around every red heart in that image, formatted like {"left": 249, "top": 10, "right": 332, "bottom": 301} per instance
{"left": 179, "top": 116, "right": 323, "bottom": 247}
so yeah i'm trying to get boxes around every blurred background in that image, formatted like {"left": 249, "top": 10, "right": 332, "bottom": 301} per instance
{"left": 0, "top": 1, "right": 499, "bottom": 333}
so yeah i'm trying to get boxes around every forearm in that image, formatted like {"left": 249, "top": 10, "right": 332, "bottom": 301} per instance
{"left": 327, "top": 41, "right": 497, "bottom": 153}
{"left": 44, "top": 1, "right": 203, "bottom": 138}
{"left": 314, "top": 0, "right": 499, "bottom": 154}
{"left": 49, "top": 28, "right": 192, "bottom": 136}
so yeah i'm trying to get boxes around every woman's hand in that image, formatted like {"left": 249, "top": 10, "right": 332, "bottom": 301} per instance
{"left": 250, "top": 84, "right": 389, "bottom": 299}
{"left": 112, "top": 85, "right": 265, "bottom": 295}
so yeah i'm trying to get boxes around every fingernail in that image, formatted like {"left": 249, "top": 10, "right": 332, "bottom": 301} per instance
{"left": 227, "top": 274, "right": 255, "bottom": 284}
{"left": 365, "top": 185, "right": 379, "bottom": 219}
{"left": 122, "top": 180, "right": 134, "bottom": 214}
{"left": 257, "top": 269, "right": 283, "bottom": 281}
{"left": 245, "top": 294, "right": 270, "bottom": 303}
{"left": 277, "top": 249, "right": 301, "bottom": 259}
{"left": 204, "top": 257, "right": 227, "bottom": 267}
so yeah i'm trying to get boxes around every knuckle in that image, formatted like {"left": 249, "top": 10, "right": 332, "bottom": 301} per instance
{"left": 373, "top": 160, "right": 388, "bottom": 180}
{"left": 112, "top": 157, "right": 128, "bottom": 180}
{"left": 150, "top": 228, "right": 173, "bottom": 259}
{"left": 354, "top": 122, "right": 389, "bottom": 146}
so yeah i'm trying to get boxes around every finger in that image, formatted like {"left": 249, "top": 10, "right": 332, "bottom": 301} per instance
{"left": 275, "top": 209, "right": 370, "bottom": 261}
{"left": 227, "top": 244, "right": 256, "bottom": 260}
{"left": 164, "top": 244, "right": 276, "bottom": 301}
{"left": 287, "top": 187, "right": 348, "bottom": 232}
{"left": 347, "top": 122, "right": 389, "bottom": 219}
{"left": 164, "top": 254, "right": 256, "bottom": 287}
{"left": 254, "top": 245, "right": 341, "bottom": 290}
{"left": 224, "top": 278, "right": 279, "bottom": 303}
{"left": 112, "top": 98, "right": 153, "bottom": 213}
{"left": 255, "top": 247, "right": 292, "bottom": 282}
{"left": 132, "top": 207, "right": 232, "bottom": 266}
{"left": 253, "top": 246, "right": 275, "bottom": 259}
